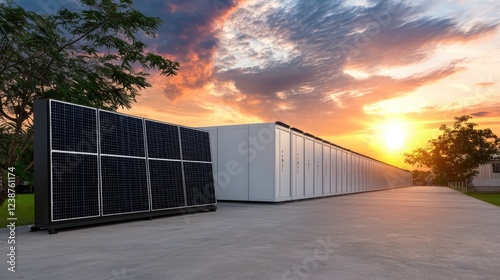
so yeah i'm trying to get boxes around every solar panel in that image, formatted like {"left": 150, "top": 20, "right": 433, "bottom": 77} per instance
{"left": 145, "top": 120, "right": 180, "bottom": 160}
{"left": 50, "top": 101, "right": 97, "bottom": 153}
{"left": 183, "top": 162, "right": 216, "bottom": 206}
{"left": 149, "top": 160, "right": 185, "bottom": 210}
{"left": 51, "top": 152, "right": 100, "bottom": 221}
{"left": 101, "top": 156, "right": 150, "bottom": 215}
{"left": 35, "top": 99, "right": 216, "bottom": 233}
{"left": 99, "top": 111, "right": 145, "bottom": 157}
{"left": 180, "top": 128, "right": 211, "bottom": 162}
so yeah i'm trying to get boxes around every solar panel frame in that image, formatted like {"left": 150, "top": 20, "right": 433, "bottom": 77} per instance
{"left": 35, "top": 99, "right": 216, "bottom": 233}
{"left": 49, "top": 100, "right": 101, "bottom": 222}
{"left": 50, "top": 100, "right": 98, "bottom": 154}
{"left": 149, "top": 159, "right": 186, "bottom": 210}
{"left": 179, "top": 127, "right": 212, "bottom": 162}
{"left": 183, "top": 162, "right": 216, "bottom": 206}
{"left": 100, "top": 155, "right": 150, "bottom": 216}
{"left": 177, "top": 126, "right": 189, "bottom": 208}
{"left": 177, "top": 126, "right": 215, "bottom": 208}
{"left": 99, "top": 110, "right": 145, "bottom": 158}
{"left": 145, "top": 120, "right": 181, "bottom": 160}
{"left": 50, "top": 152, "right": 100, "bottom": 221}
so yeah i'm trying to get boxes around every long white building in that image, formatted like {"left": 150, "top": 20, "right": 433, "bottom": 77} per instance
{"left": 202, "top": 122, "right": 412, "bottom": 202}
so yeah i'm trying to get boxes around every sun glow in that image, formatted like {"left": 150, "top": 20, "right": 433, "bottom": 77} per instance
{"left": 384, "top": 126, "right": 405, "bottom": 150}
{"left": 379, "top": 120, "right": 407, "bottom": 151}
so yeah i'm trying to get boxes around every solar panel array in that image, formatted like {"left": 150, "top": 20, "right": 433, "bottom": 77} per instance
{"left": 44, "top": 100, "right": 215, "bottom": 224}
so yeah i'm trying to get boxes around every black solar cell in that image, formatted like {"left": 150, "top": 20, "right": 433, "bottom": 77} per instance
{"left": 50, "top": 101, "right": 97, "bottom": 153}
{"left": 149, "top": 160, "right": 185, "bottom": 210}
{"left": 183, "top": 162, "right": 216, "bottom": 206}
{"left": 179, "top": 128, "right": 211, "bottom": 162}
{"left": 145, "top": 120, "right": 181, "bottom": 160}
{"left": 101, "top": 156, "right": 150, "bottom": 215}
{"left": 51, "top": 152, "right": 100, "bottom": 220}
{"left": 99, "top": 111, "right": 145, "bottom": 157}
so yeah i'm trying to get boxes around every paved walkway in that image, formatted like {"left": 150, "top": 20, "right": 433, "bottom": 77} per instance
{"left": 1, "top": 186, "right": 499, "bottom": 280}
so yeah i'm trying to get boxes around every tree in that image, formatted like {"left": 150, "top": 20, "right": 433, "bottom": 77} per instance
{"left": 0, "top": 0, "right": 179, "bottom": 204}
{"left": 404, "top": 115, "right": 500, "bottom": 185}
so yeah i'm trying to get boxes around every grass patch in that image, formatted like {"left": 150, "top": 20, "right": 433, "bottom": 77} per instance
{"left": 467, "top": 193, "right": 500, "bottom": 207}
{"left": 0, "top": 194, "right": 34, "bottom": 227}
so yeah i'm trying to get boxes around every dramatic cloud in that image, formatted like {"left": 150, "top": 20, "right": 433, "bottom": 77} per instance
{"left": 19, "top": 0, "right": 500, "bottom": 166}
{"left": 211, "top": 0, "right": 498, "bottom": 136}
{"left": 134, "top": 0, "right": 244, "bottom": 100}
{"left": 470, "top": 111, "right": 493, "bottom": 117}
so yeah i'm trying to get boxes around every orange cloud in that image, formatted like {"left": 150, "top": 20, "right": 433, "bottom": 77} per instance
{"left": 123, "top": 0, "right": 500, "bottom": 168}
{"left": 149, "top": 0, "right": 245, "bottom": 101}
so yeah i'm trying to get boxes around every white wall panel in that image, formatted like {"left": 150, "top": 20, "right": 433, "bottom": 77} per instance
{"left": 217, "top": 125, "right": 249, "bottom": 201}
{"left": 248, "top": 124, "right": 277, "bottom": 201}
{"left": 351, "top": 155, "right": 357, "bottom": 193}
{"left": 323, "top": 143, "right": 331, "bottom": 196}
{"left": 304, "top": 135, "right": 314, "bottom": 198}
{"left": 313, "top": 139, "right": 323, "bottom": 197}
{"left": 330, "top": 147, "right": 337, "bottom": 195}
{"left": 291, "top": 131, "right": 305, "bottom": 199}
{"left": 364, "top": 159, "right": 368, "bottom": 190}
{"left": 277, "top": 127, "right": 291, "bottom": 201}
{"left": 347, "top": 152, "right": 353, "bottom": 193}
{"left": 341, "top": 151, "right": 347, "bottom": 194}
{"left": 354, "top": 155, "right": 360, "bottom": 192}
{"left": 336, "top": 148, "right": 342, "bottom": 194}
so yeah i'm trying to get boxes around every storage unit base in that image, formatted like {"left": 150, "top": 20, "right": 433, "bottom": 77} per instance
{"left": 31, "top": 205, "right": 217, "bottom": 234}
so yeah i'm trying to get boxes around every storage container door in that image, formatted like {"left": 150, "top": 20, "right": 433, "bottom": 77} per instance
{"left": 292, "top": 133, "right": 305, "bottom": 199}
{"left": 278, "top": 128, "right": 291, "bottom": 200}
{"left": 313, "top": 141, "right": 323, "bottom": 197}
{"left": 353, "top": 155, "right": 359, "bottom": 193}
{"left": 304, "top": 137, "right": 314, "bottom": 197}
{"left": 249, "top": 124, "right": 277, "bottom": 201}
{"left": 330, "top": 148, "right": 337, "bottom": 195}
{"left": 336, "top": 149, "right": 342, "bottom": 194}
{"left": 217, "top": 126, "right": 249, "bottom": 201}
{"left": 342, "top": 151, "right": 347, "bottom": 194}
{"left": 323, "top": 144, "right": 331, "bottom": 196}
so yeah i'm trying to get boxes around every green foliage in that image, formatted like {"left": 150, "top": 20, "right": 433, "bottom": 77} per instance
{"left": 0, "top": 0, "right": 178, "bottom": 202}
{"left": 1, "top": 0, "right": 178, "bottom": 113}
{"left": 0, "top": 194, "right": 34, "bottom": 227}
{"left": 467, "top": 193, "right": 500, "bottom": 207}
{"left": 405, "top": 115, "right": 500, "bottom": 184}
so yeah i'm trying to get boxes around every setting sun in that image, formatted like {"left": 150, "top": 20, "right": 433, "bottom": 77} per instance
{"left": 383, "top": 125, "right": 405, "bottom": 150}
{"left": 377, "top": 120, "right": 408, "bottom": 151}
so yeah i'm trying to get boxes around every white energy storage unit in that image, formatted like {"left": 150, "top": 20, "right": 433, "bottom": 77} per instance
{"left": 203, "top": 122, "right": 412, "bottom": 202}
{"left": 304, "top": 133, "right": 315, "bottom": 198}
{"left": 202, "top": 122, "right": 293, "bottom": 202}
{"left": 313, "top": 137, "right": 323, "bottom": 197}
{"left": 291, "top": 128, "right": 305, "bottom": 199}
{"left": 322, "top": 141, "right": 331, "bottom": 196}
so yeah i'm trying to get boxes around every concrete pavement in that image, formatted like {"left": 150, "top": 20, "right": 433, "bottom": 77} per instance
{"left": 1, "top": 186, "right": 499, "bottom": 279}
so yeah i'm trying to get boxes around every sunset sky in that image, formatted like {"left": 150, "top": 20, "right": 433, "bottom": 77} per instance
{"left": 24, "top": 0, "right": 500, "bottom": 168}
